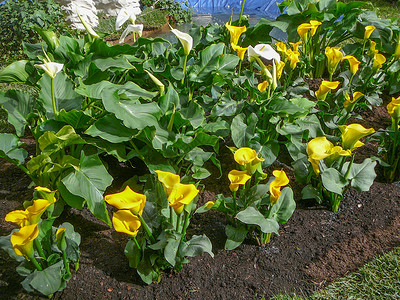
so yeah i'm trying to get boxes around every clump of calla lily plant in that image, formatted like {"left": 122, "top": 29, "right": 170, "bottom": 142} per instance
{"left": 297, "top": 123, "right": 377, "bottom": 212}
{"left": 198, "top": 147, "right": 295, "bottom": 250}
{"left": 0, "top": 187, "right": 81, "bottom": 296}
{"left": 104, "top": 171, "right": 213, "bottom": 284}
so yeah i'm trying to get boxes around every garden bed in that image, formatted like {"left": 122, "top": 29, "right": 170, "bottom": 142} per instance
{"left": 1, "top": 138, "right": 399, "bottom": 299}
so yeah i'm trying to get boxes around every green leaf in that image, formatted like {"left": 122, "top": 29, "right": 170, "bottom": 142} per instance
{"left": 124, "top": 239, "right": 141, "bottom": 268}
{"left": 38, "top": 125, "right": 86, "bottom": 153}
{"left": 57, "top": 182, "right": 85, "bottom": 209}
{"left": 231, "top": 113, "right": 258, "bottom": 148}
{"left": 22, "top": 261, "right": 64, "bottom": 296}
{"left": 85, "top": 114, "right": 137, "bottom": 143}
{"left": 216, "top": 54, "right": 239, "bottom": 76}
{"left": 38, "top": 72, "right": 83, "bottom": 118}
{"left": 190, "top": 43, "right": 225, "bottom": 82}
{"left": 225, "top": 225, "right": 248, "bottom": 250}
{"left": 93, "top": 56, "right": 136, "bottom": 72}
{"left": 180, "top": 235, "right": 214, "bottom": 258}
{"left": 346, "top": 158, "right": 377, "bottom": 192}
{"left": 270, "top": 187, "right": 296, "bottom": 224}
{"left": 177, "top": 100, "right": 205, "bottom": 129}
{"left": 0, "top": 60, "right": 31, "bottom": 83}
{"left": 159, "top": 82, "right": 180, "bottom": 114}
{"left": 302, "top": 185, "right": 323, "bottom": 203}
{"left": 0, "top": 90, "right": 35, "bottom": 136}
{"left": 101, "top": 89, "right": 161, "bottom": 131}
{"left": 0, "top": 231, "right": 25, "bottom": 262}
{"left": 137, "top": 256, "right": 160, "bottom": 284}
{"left": 61, "top": 152, "right": 112, "bottom": 226}
{"left": 35, "top": 27, "right": 59, "bottom": 51}
{"left": 0, "top": 133, "right": 27, "bottom": 165}
{"left": 321, "top": 168, "right": 348, "bottom": 195}
{"left": 164, "top": 233, "right": 182, "bottom": 267}
{"left": 236, "top": 206, "right": 279, "bottom": 234}
{"left": 57, "top": 110, "right": 92, "bottom": 130}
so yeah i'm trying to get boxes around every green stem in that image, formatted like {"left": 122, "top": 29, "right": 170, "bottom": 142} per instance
{"left": 176, "top": 213, "right": 182, "bottom": 232}
{"left": 34, "top": 239, "right": 46, "bottom": 261}
{"left": 169, "top": 206, "right": 174, "bottom": 224}
{"left": 138, "top": 215, "right": 156, "bottom": 244}
{"left": 129, "top": 141, "right": 145, "bottom": 161}
{"left": 133, "top": 237, "right": 141, "bottom": 251}
{"left": 238, "top": 60, "right": 242, "bottom": 77}
{"left": 181, "top": 55, "right": 188, "bottom": 85}
{"left": 263, "top": 232, "right": 272, "bottom": 244}
{"left": 344, "top": 154, "right": 355, "bottom": 180}
{"left": 238, "top": 0, "right": 246, "bottom": 26}
{"left": 232, "top": 191, "right": 237, "bottom": 214}
{"left": 181, "top": 208, "right": 190, "bottom": 239}
{"left": 51, "top": 77, "right": 57, "bottom": 119}
{"left": 29, "top": 255, "right": 43, "bottom": 271}
{"left": 62, "top": 250, "right": 71, "bottom": 277}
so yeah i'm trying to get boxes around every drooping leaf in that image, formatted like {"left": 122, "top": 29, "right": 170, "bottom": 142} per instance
{"left": 236, "top": 206, "right": 279, "bottom": 234}
{"left": 321, "top": 168, "right": 348, "bottom": 195}
{"left": 225, "top": 225, "right": 248, "bottom": 250}
{"left": 270, "top": 187, "right": 296, "bottom": 224}
{"left": 0, "top": 133, "right": 27, "bottom": 165}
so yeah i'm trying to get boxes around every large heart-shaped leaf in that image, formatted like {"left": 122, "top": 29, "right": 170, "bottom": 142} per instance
{"left": 61, "top": 151, "right": 112, "bottom": 226}
{"left": 0, "top": 133, "right": 27, "bottom": 165}
{"left": 236, "top": 206, "right": 279, "bottom": 234}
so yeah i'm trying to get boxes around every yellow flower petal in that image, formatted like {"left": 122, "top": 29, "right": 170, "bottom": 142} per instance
{"left": 306, "top": 137, "right": 334, "bottom": 174}
{"left": 315, "top": 80, "right": 340, "bottom": 100}
{"left": 112, "top": 210, "right": 141, "bottom": 237}
{"left": 364, "top": 25, "right": 376, "bottom": 39}
{"left": 269, "top": 170, "right": 289, "bottom": 205}
{"left": 225, "top": 23, "right": 246, "bottom": 45}
{"left": 228, "top": 169, "right": 251, "bottom": 192}
{"left": 234, "top": 147, "right": 258, "bottom": 165}
{"left": 339, "top": 123, "right": 375, "bottom": 150}
{"left": 231, "top": 43, "right": 248, "bottom": 60}
{"left": 155, "top": 170, "right": 181, "bottom": 195}
{"left": 309, "top": 20, "right": 322, "bottom": 36}
{"left": 387, "top": 96, "right": 400, "bottom": 120}
{"left": 297, "top": 23, "right": 312, "bottom": 39}
{"left": 342, "top": 55, "right": 361, "bottom": 76}
{"left": 325, "top": 46, "right": 343, "bottom": 75}
{"left": 258, "top": 80, "right": 269, "bottom": 92}
{"left": 11, "top": 224, "right": 39, "bottom": 259}
{"left": 289, "top": 41, "right": 302, "bottom": 52}
{"left": 105, "top": 186, "right": 146, "bottom": 215}
{"left": 373, "top": 53, "right": 386, "bottom": 72}
{"left": 168, "top": 183, "right": 199, "bottom": 214}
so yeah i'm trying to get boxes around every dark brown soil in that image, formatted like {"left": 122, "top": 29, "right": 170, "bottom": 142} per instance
{"left": 1, "top": 146, "right": 400, "bottom": 299}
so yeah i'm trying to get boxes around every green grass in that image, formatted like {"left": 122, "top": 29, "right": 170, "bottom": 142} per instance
{"left": 270, "top": 247, "right": 400, "bottom": 300}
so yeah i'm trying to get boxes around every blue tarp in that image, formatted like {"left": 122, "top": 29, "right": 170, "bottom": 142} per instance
{"left": 186, "top": 0, "right": 281, "bottom": 18}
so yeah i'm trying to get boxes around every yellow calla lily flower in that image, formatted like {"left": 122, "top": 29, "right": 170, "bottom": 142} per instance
{"left": 5, "top": 199, "right": 52, "bottom": 227}
{"left": 277, "top": 61, "right": 285, "bottom": 79}
{"left": 225, "top": 23, "right": 246, "bottom": 45}
{"left": 105, "top": 186, "right": 146, "bottom": 215}
{"left": 112, "top": 210, "right": 141, "bottom": 237}
{"left": 286, "top": 49, "right": 300, "bottom": 69}
{"left": 306, "top": 137, "right": 334, "bottom": 174}
{"left": 344, "top": 92, "right": 364, "bottom": 113}
{"left": 395, "top": 38, "right": 400, "bottom": 60}
{"left": 275, "top": 42, "right": 287, "bottom": 54}
{"left": 258, "top": 80, "right": 269, "bottom": 92}
{"left": 228, "top": 170, "right": 251, "bottom": 192}
{"left": 290, "top": 41, "right": 302, "bottom": 52}
{"left": 325, "top": 47, "right": 343, "bottom": 76}
{"left": 339, "top": 124, "right": 375, "bottom": 150}
{"left": 364, "top": 25, "right": 376, "bottom": 39}
{"left": 387, "top": 96, "right": 400, "bottom": 121}
{"left": 155, "top": 170, "right": 181, "bottom": 195}
{"left": 56, "top": 227, "right": 67, "bottom": 251}
{"left": 372, "top": 53, "right": 386, "bottom": 72}
{"left": 168, "top": 183, "right": 199, "bottom": 214}
{"left": 231, "top": 43, "right": 248, "bottom": 61}
{"left": 205, "top": 201, "right": 215, "bottom": 209}
{"left": 368, "top": 41, "right": 379, "bottom": 58}
{"left": 309, "top": 20, "right": 322, "bottom": 36}
{"left": 11, "top": 224, "right": 39, "bottom": 260}
{"left": 234, "top": 147, "right": 265, "bottom": 174}
{"left": 269, "top": 170, "right": 289, "bottom": 205}
{"left": 297, "top": 23, "right": 312, "bottom": 39}
{"left": 315, "top": 80, "right": 340, "bottom": 101}
{"left": 342, "top": 55, "right": 361, "bottom": 76}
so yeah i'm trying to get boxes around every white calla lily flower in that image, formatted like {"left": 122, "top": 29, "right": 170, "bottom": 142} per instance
{"left": 35, "top": 62, "right": 64, "bottom": 79}
{"left": 116, "top": 7, "right": 138, "bottom": 31}
{"left": 248, "top": 44, "right": 280, "bottom": 64}
{"left": 171, "top": 29, "right": 193, "bottom": 56}
{"left": 119, "top": 24, "right": 144, "bottom": 44}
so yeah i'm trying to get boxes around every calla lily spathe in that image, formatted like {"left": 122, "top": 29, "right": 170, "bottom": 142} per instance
{"left": 368, "top": 41, "right": 379, "bottom": 58}
{"left": 105, "top": 186, "right": 146, "bottom": 215}
{"left": 339, "top": 124, "right": 375, "bottom": 150}
{"left": 395, "top": 38, "right": 400, "bottom": 60}
{"left": 234, "top": 147, "right": 265, "bottom": 174}
{"left": 286, "top": 49, "right": 300, "bottom": 69}
{"left": 171, "top": 28, "right": 193, "bottom": 56}
{"left": 344, "top": 92, "right": 364, "bottom": 113}
{"left": 116, "top": 6, "right": 138, "bottom": 30}
{"left": 325, "top": 47, "right": 343, "bottom": 76}
{"left": 77, "top": 12, "right": 99, "bottom": 38}
{"left": 364, "top": 25, "right": 376, "bottom": 39}
{"left": 168, "top": 183, "right": 199, "bottom": 214}
{"left": 56, "top": 227, "right": 67, "bottom": 251}
{"left": 342, "top": 55, "right": 361, "bottom": 75}
{"left": 231, "top": 43, "right": 248, "bottom": 61}
{"left": 5, "top": 199, "right": 52, "bottom": 227}
{"left": 275, "top": 42, "right": 287, "bottom": 54}
{"left": 289, "top": 41, "right": 301, "bottom": 52}
{"left": 119, "top": 24, "right": 143, "bottom": 44}
{"left": 35, "top": 62, "right": 64, "bottom": 79}
{"left": 387, "top": 96, "right": 400, "bottom": 121}
{"left": 297, "top": 23, "right": 312, "bottom": 39}
{"left": 373, "top": 53, "right": 386, "bottom": 72}
{"left": 225, "top": 23, "right": 246, "bottom": 45}
{"left": 155, "top": 170, "right": 180, "bottom": 195}
{"left": 307, "top": 137, "right": 335, "bottom": 174}
{"left": 315, "top": 80, "right": 340, "bottom": 101}
{"left": 112, "top": 210, "right": 142, "bottom": 237}
{"left": 269, "top": 170, "right": 289, "bottom": 205}
{"left": 258, "top": 80, "right": 269, "bottom": 92}
{"left": 277, "top": 61, "right": 285, "bottom": 79}
{"left": 228, "top": 170, "right": 251, "bottom": 192}
{"left": 11, "top": 223, "right": 39, "bottom": 260}
{"left": 248, "top": 44, "right": 281, "bottom": 64}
